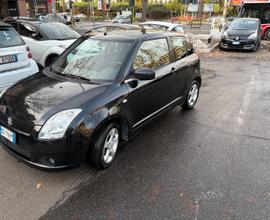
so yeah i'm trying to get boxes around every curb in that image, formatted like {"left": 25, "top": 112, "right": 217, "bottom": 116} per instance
{"left": 196, "top": 42, "right": 219, "bottom": 54}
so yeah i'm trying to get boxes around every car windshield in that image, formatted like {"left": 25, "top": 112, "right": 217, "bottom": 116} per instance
{"left": 229, "top": 20, "right": 258, "bottom": 30}
{"left": 39, "top": 22, "right": 80, "bottom": 40}
{"left": 0, "top": 27, "right": 24, "bottom": 48}
{"left": 51, "top": 37, "right": 132, "bottom": 82}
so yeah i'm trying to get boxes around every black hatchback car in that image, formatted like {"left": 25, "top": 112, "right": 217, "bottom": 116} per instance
{"left": 0, "top": 31, "right": 201, "bottom": 170}
{"left": 220, "top": 18, "right": 261, "bottom": 51}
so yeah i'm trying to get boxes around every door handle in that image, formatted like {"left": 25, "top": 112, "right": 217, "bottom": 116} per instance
{"left": 171, "top": 67, "right": 177, "bottom": 73}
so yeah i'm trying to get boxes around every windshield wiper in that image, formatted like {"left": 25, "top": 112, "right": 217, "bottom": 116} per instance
{"left": 49, "top": 67, "right": 101, "bottom": 84}
{"left": 60, "top": 73, "right": 101, "bottom": 84}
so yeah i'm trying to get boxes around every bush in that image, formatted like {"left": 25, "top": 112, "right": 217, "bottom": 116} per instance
{"left": 147, "top": 5, "right": 170, "bottom": 19}
{"left": 110, "top": 2, "right": 129, "bottom": 13}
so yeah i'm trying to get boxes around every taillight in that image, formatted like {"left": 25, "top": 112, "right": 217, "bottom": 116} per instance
{"left": 26, "top": 46, "right": 32, "bottom": 59}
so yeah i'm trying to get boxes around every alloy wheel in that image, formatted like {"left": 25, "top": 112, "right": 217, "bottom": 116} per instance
{"left": 188, "top": 83, "right": 199, "bottom": 107}
{"left": 102, "top": 128, "right": 119, "bottom": 164}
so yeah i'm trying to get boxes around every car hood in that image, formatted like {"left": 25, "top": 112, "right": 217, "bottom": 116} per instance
{"left": 0, "top": 70, "right": 108, "bottom": 126}
{"left": 226, "top": 29, "right": 256, "bottom": 38}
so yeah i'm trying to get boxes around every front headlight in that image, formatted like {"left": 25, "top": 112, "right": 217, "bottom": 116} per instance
{"left": 248, "top": 32, "right": 258, "bottom": 40}
{"left": 0, "top": 88, "right": 7, "bottom": 99}
{"left": 38, "top": 109, "right": 82, "bottom": 140}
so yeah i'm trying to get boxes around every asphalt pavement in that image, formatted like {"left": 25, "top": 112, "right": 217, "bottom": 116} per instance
{"left": 1, "top": 48, "right": 270, "bottom": 220}
{"left": 42, "top": 49, "right": 270, "bottom": 219}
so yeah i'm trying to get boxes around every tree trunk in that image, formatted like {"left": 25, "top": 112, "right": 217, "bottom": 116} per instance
{"left": 142, "top": 0, "right": 147, "bottom": 22}
{"left": 62, "top": 0, "right": 66, "bottom": 12}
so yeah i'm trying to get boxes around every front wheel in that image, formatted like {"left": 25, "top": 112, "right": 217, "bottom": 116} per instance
{"left": 182, "top": 80, "right": 200, "bottom": 110}
{"left": 88, "top": 123, "right": 120, "bottom": 170}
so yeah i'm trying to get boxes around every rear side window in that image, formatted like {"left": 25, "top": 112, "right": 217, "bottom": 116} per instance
{"left": 134, "top": 38, "right": 170, "bottom": 70}
{"left": 172, "top": 26, "right": 185, "bottom": 33}
{"left": 262, "top": 9, "right": 270, "bottom": 24}
{"left": 171, "top": 37, "right": 187, "bottom": 60}
{"left": 0, "top": 27, "right": 24, "bottom": 48}
{"left": 18, "top": 23, "right": 43, "bottom": 40}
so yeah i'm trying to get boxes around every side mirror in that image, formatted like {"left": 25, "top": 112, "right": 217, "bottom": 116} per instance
{"left": 134, "top": 67, "right": 155, "bottom": 80}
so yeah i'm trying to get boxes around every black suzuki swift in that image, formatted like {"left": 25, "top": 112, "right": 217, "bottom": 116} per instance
{"left": 0, "top": 31, "right": 201, "bottom": 170}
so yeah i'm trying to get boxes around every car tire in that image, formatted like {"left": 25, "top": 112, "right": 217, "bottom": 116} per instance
{"left": 252, "top": 43, "right": 258, "bottom": 52}
{"left": 265, "top": 29, "right": 270, "bottom": 40}
{"left": 45, "top": 55, "right": 58, "bottom": 67}
{"left": 88, "top": 123, "right": 120, "bottom": 170}
{"left": 219, "top": 44, "right": 225, "bottom": 51}
{"left": 182, "top": 80, "right": 200, "bottom": 110}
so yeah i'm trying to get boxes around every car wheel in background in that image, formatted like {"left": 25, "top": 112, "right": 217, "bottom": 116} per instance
{"left": 182, "top": 80, "right": 200, "bottom": 110}
{"left": 88, "top": 123, "right": 120, "bottom": 170}
{"left": 265, "top": 29, "right": 270, "bottom": 40}
{"left": 45, "top": 55, "right": 58, "bottom": 67}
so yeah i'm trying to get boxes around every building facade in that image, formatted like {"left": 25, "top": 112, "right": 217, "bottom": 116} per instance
{"left": 0, "top": 0, "right": 52, "bottom": 19}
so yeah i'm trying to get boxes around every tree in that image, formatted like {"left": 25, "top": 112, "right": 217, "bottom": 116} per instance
{"left": 142, "top": 0, "right": 148, "bottom": 21}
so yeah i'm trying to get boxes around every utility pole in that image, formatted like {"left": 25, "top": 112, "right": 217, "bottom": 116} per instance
{"left": 52, "top": 0, "right": 56, "bottom": 14}
{"left": 223, "top": 0, "right": 230, "bottom": 19}
{"left": 62, "top": 0, "right": 66, "bottom": 12}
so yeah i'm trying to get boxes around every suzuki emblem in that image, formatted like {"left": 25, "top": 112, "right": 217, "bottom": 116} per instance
{"left": 7, "top": 117, "right": 13, "bottom": 126}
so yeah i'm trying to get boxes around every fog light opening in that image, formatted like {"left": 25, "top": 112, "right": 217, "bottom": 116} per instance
{"left": 49, "top": 158, "right": 55, "bottom": 165}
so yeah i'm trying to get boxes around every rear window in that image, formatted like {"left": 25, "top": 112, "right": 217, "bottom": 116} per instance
{"left": 0, "top": 27, "right": 24, "bottom": 48}
{"left": 39, "top": 22, "right": 80, "bottom": 40}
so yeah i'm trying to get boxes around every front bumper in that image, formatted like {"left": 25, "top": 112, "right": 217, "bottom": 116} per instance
{"left": 220, "top": 39, "right": 257, "bottom": 50}
{"left": 0, "top": 124, "right": 86, "bottom": 171}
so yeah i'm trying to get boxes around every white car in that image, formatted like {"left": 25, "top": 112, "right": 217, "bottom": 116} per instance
{"left": 5, "top": 20, "right": 81, "bottom": 67}
{"left": 0, "top": 22, "right": 38, "bottom": 92}
{"left": 140, "top": 21, "right": 185, "bottom": 33}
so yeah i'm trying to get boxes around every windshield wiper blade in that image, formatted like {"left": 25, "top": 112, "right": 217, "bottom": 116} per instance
{"left": 61, "top": 73, "right": 101, "bottom": 84}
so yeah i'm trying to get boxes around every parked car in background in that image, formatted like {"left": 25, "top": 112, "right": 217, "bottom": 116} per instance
{"left": 220, "top": 18, "right": 261, "bottom": 51}
{"left": 85, "top": 24, "right": 140, "bottom": 35}
{"left": 0, "top": 31, "right": 200, "bottom": 170}
{"left": 112, "top": 15, "right": 131, "bottom": 24}
{"left": 3, "top": 16, "right": 33, "bottom": 22}
{"left": 58, "top": 13, "right": 72, "bottom": 24}
{"left": 238, "top": 2, "right": 270, "bottom": 40}
{"left": 4, "top": 20, "right": 81, "bottom": 67}
{"left": 140, "top": 21, "right": 185, "bottom": 33}
{"left": 74, "top": 13, "right": 87, "bottom": 21}
{"left": 0, "top": 22, "right": 38, "bottom": 92}
{"left": 36, "top": 13, "right": 68, "bottom": 24}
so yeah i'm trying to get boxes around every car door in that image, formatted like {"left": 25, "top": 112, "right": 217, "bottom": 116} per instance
{"left": 124, "top": 38, "right": 181, "bottom": 129}
{"left": 170, "top": 36, "right": 198, "bottom": 97}
{"left": 18, "top": 23, "right": 47, "bottom": 63}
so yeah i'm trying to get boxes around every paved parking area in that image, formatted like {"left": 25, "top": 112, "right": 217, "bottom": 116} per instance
{"left": 1, "top": 47, "right": 270, "bottom": 220}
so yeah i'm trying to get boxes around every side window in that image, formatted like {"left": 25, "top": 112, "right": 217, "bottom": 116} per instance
{"left": 133, "top": 38, "right": 170, "bottom": 70}
{"left": 171, "top": 37, "right": 187, "bottom": 60}
{"left": 19, "top": 23, "right": 43, "bottom": 40}
{"left": 262, "top": 9, "right": 270, "bottom": 24}
{"left": 172, "top": 26, "right": 184, "bottom": 33}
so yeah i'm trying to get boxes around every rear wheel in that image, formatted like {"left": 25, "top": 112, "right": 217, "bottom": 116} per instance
{"left": 88, "top": 123, "right": 120, "bottom": 170}
{"left": 265, "top": 29, "right": 270, "bottom": 40}
{"left": 182, "top": 80, "right": 200, "bottom": 110}
{"left": 45, "top": 55, "right": 58, "bottom": 67}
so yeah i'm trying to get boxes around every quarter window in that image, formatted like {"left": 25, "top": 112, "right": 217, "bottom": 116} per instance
{"left": 133, "top": 38, "right": 170, "bottom": 70}
{"left": 171, "top": 37, "right": 187, "bottom": 60}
